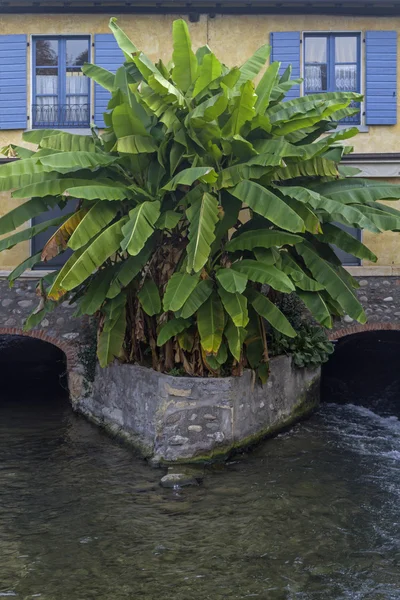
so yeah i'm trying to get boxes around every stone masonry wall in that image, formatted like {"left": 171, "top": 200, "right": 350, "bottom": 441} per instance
{"left": 77, "top": 355, "right": 320, "bottom": 463}
{"left": 332, "top": 276, "right": 400, "bottom": 336}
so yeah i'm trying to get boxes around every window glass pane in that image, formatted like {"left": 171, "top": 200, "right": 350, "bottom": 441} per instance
{"left": 66, "top": 39, "right": 89, "bottom": 66}
{"left": 35, "top": 39, "right": 58, "bottom": 66}
{"left": 335, "top": 36, "right": 357, "bottom": 63}
{"left": 36, "top": 68, "right": 58, "bottom": 95}
{"left": 335, "top": 64, "right": 358, "bottom": 91}
{"left": 66, "top": 68, "right": 89, "bottom": 95}
{"left": 305, "top": 64, "right": 327, "bottom": 92}
{"left": 305, "top": 37, "right": 327, "bottom": 63}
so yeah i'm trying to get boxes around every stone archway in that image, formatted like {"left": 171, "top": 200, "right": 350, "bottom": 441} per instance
{"left": 322, "top": 327, "right": 400, "bottom": 412}
{"left": 328, "top": 322, "right": 400, "bottom": 341}
{"left": 0, "top": 327, "right": 85, "bottom": 404}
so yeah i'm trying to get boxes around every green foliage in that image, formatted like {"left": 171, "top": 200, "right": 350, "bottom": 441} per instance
{"left": 270, "top": 324, "right": 334, "bottom": 369}
{"left": 2, "top": 17, "right": 400, "bottom": 378}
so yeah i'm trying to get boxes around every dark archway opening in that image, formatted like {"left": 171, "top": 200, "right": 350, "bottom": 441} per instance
{"left": 0, "top": 335, "right": 69, "bottom": 401}
{"left": 321, "top": 330, "right": 400, "bottom": 417}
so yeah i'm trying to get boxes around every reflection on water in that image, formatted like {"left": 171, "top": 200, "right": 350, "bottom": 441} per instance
{"left": 1, "top": 390, "right": 400, "bottom": 599}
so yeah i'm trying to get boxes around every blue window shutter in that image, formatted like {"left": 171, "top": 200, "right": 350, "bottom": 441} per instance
{"left": 0, "top": 35, "right": 27, "bottom": 130}
{"left": 366, "top": 31, "right": 397, "bottom": 125}
{"left": 270, "top": 32, "right": 301, "bottom": 100}
{"left": 94, "top": 34, "right": 124, "bottom": 128}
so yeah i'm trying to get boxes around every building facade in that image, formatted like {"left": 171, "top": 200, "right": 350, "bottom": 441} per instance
{"left": 0, "top": 0, "right": 400, "bottom": 277}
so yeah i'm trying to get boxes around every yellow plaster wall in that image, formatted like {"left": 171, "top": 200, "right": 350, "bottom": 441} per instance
{"left": 0, "top": 13, "right": 400, "bottom": 269}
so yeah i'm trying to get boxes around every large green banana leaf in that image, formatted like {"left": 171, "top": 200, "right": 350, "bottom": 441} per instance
{"left": 255, "top": 61, "right": 280, "bottom": 114}
{"left": 97, "top": 302, "right": 126, "bottom": 368}
{"left": 109, "top": 16, "right": 138, "bottom": 59}
{"left": 317, "top": 223, "right": 377, "bottom": 262}
{"left": 246, "top": 289, "right": 296, "bottom": 337}
{"left": 229, "top": 180, "right": 305, "bottom": 233}
{"left": 61, "top": 219, "right": 127, "bottom": 291}
{"left": 226, "top": 229, "right": 303, "bottom": 252}
{"left": 216, "top": 268, "right": 248, "bottom": 294}
{"left": 163, "top": 272, "right": 199, "bottom": 312}
{"left": 314, "top": 179, "right": 400, "bottom": 205}
{"left": 0, "top": 213, "right": 68, "bottom": 252}
{"left": 163, "top": 166, "right": 218, "bottom": 191}
{"left": 172, "top": 19, "right": 197, "bottom": 92}
{"left": 117, "top": 135, "right": 158, "bottom": 154}
{"left": 218, "top": 285, "right": 249, "bottom": 328}
{"left": 12, "top": 178, "right": 118, "bottom": 199}
{"left": 0, "top": 171, "right": 57, "bottom": 193}
{"left": 0, "top": 197, "right": 59, "bottom": 235}
{"left": 40, "top": 132, "right": 95, "bottom": 153}
{"left": 68, "top": 202, "right": 119, "bottom": 250}
{"left": 65, "top": 185, "right": 133, "bottom": 201}
{"left": 8, "top": 252, "right": 42, "bottom": 283}
{"left": 279, "top": 186, "right": 379, "bottom": 232}
{"left": 81, "top": 63, "right": 115, "bottom": 91}
{"left": 112, "top": 102, "right": 149, "bottom": 138}
{"left": 75, "top": 266, "right": 119, "bottom": 316}
{"left": 121, "top": 201, "right": 160, "bottom": 256}
{"left": 186, "top": 192, "right": 219, "bottom": 273}
{"left": 222, "top": 81, "right": 256, "bottom": 136}
{"left": 232, "top": 259, "right": 295, "bottom": 293}
{"left": 296, "top": 290, "right": 332, "bottom": 328}
{"left": 224, "top": 320, "right": 247, "bottom": 362}
{"left": 193, "top": 53, "right": 222, "bottom": 97}
{"left": 180, "top": 279, "right": 214, "bottom": 318}
{"left": 157, "top": 317, "right": 190, "bottom": 346}
{"left": 238, "top": 44, "right": 270, "bottom": 85}
{"left": 197, "top": 292, "right": 225, "bottom": 354}
{"left": 0, "top": 156, "right": 48, "bottom": 178}
{"left": 38, "top": 152, "right": 116, "bottom": 173}
{"left": 295, "top": 241, "right": 366, "bottom": 322}
{"left": 107, "top": 243, "right": 153, "bottom": 299}
{"left": 138, "top": 280, "right": 161, "bottom": 316}
{"left": 47, "top": 243, "right": 88, "bottom": 301}
{"left": 281, "top": 253, "right": 324, "bottom": 292}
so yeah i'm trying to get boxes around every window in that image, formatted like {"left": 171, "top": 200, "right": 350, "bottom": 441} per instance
{"left": 32, "top": 36, "right": 90, "bottom": 128}
{"left": 304, "top": 33, "right": 361, "bottom": 124}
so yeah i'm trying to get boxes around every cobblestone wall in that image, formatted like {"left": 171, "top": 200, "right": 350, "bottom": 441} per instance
{"left": 341, "top": 276, "right": 400, "bottom": 325}
{"left": 331, "top": 276, "right": 400, "bottom": 339}
{"left": 0, "top": 277, "right": 89, "bottom": 341}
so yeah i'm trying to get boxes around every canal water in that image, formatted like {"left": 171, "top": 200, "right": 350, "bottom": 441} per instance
{"left": 1, "top": 386, "right": 400, "bottom": 599}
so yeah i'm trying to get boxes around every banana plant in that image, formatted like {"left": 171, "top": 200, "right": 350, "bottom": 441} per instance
{"left": 2, "top": 17, "right": 400, "bottom": 381}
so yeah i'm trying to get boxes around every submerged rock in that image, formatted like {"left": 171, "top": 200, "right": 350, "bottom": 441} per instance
{"left": 160, "top": 472, "right": 199, "bottom": 488}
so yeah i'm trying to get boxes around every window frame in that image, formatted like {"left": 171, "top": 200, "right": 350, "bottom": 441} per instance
{"left": 31, "top": 35, "right": 91, "bottom": 129}
{"left": 302, "top": 31, "right": 363, "bottom": 266}
{"left": 302, "top": 31, "right": 363, "bottom": 126}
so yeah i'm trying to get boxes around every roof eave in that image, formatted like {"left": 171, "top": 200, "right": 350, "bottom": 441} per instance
{"left": 1, "top": 0, "right": 400, "bottom": 15}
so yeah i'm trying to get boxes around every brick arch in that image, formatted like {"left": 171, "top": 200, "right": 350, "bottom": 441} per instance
{"left": 328, "top": 322, "right": 400, "bottom": 341}
{"left": 0, "top": 326, "right": 77, "bottom": 368}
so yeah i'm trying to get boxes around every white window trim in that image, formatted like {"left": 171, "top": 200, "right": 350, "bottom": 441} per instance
{"left": 301, "top": 30, "right": 368, "bottom": 132}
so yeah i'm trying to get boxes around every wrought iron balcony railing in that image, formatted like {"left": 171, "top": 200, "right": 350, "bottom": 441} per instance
{"left": 32, "top": 103, "right": 90, "bottom": 128}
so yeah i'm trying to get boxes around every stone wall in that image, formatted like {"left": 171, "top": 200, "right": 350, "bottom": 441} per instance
{"left": 76, "top": 355, "right": 320, "bottom": 463}
{"left": 0, "top": 277, "right": 87, "bottom": 340}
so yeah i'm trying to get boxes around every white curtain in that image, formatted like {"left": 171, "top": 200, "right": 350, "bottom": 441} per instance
{"left": 36, "top": 73, "right": 88, "bottom": 123}
{"left": 305, "top": 64, "right": 357, "bottom": 93}
{"left": 335, "top": 65, "right": 357, "bottom": 92}
{"left": 305, "top": 65, "right": 324, "bottom": 91}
